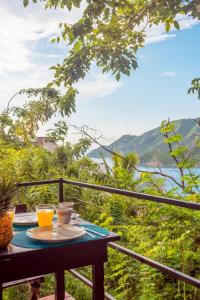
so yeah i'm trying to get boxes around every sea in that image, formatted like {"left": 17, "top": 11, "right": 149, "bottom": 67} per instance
{"left": 92, "top": 157, "right": 200, "bottom": 191}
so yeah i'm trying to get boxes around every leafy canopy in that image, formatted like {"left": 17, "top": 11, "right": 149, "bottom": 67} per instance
{"left": 23, "top": 0, "right": 200, "bottom": 96}
{"left": 0, "top": 87, "right": 75, "bottom": 144}
{"left": 188, "top": 77, "right": 200, "bottom": 99}
{"left": 18, "top": 1, "right": 200, "bottom": 198}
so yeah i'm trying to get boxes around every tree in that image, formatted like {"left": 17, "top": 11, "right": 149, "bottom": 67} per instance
{"left": 188, "top": 78, "right": 200, "bottom": 100}
{"left": 23, "top": 0, "right": 200, "bottom": 101}
{"left": 0, "top": 88, "right": 75, "bottom": 144}
{"left": 161, "top": 119, "right": 200, "bottom": 196}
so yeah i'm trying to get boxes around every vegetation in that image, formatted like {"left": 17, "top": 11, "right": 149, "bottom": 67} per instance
{"left": 1, "top": 1, "right": 200, "bottom": 299}
{"left": 22, "top": 0, "right": 200, "bottom": 105}
{"left": 1, "top": 87, "right": 200, "bottom": 299}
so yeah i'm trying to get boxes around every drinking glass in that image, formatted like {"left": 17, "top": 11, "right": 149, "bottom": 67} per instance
{"left": 36, "top": 204, "right": 54, "bottom": 227}
{"left": 58, "top": 202, "right": 74, "bottom": 209}
{"left": 8, "top": 206, "right": 16, "bottom": 222}
{"left": 56, "top": 207, "right": 73, "bottom": 225}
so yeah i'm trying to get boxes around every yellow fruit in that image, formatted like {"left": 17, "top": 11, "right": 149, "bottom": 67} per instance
{"left": 0, "top": 213, "right": 13, "bottom": 248}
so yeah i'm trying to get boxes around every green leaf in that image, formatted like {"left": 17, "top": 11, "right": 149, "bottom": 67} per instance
{"left": 174, "top": 20, "right": 180, "bottom": 30}
{"left": 23, "top": 0, "right": 29, "bottom": 7}
{"left": 164, "top": 134, "right": 183, "bottom": 144}
{"left": 170, "top": 146, "right": 187, "bottom": 157}
{"left": 165, "top": 22, "right": 171, "bottom": 32}
{"left": 116, "top": 73, "right": 120, "bottom": 81}
{"left": 66, "top": 0, "right": 72, "bottom": 11}
{"left": 72, "top": 0, "right": 81, "bottom": 8}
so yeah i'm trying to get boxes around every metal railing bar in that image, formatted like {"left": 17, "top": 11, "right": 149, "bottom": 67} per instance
{"left": 17, "top": 178, "right": 200, "bottom": 210}
{"left": 16, "top": 179, "right": 59, "bottom": 187}
{"left": 68, "top": 269, "right": 116, "bottom": 300}
{"left": 109, "top": 242, "right": 200, "bottom": 289}
{"left": 3, "top": 276, "right": 44, "bottom": 288}
{"left": 15, "top": 178, "right": 200, "bottom": 290}
{"left": 63, "top": 179, "right": 200, "bottom": 210}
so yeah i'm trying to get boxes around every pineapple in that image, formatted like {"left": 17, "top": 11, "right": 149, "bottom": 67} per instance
{"left": 0, "top": 178, "right": 16, "bottom": 248}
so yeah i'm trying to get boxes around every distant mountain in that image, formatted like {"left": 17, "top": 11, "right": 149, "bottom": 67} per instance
{"left": 88, "top": 118, "right": 200, "bottom": 166}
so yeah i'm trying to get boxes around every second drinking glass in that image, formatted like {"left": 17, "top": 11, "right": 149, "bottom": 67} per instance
{"left": 36, "top": 204, "right": 54, "bottom": 227}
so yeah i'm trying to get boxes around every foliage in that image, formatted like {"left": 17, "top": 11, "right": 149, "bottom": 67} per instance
{"left": 1, "top": 89, "right": 200, "bottom": 299}
{"left": 161, "top": 119, "right": 200, "bottom": 195}
{"left": 3, "top": 283, "right": 30, "bottom": 300}
{"left": 0, "top": 87, "right": 75, "bottom": 145}
{"left": 0, "top": 178, "right": 16, "bottom": 215}
{"left": 188, "top": 78, "right": 200, "bottom": 100}
{"left": 2, "top": 125, "right": 200, "bottom": 299}
{"left": 46, "top": 121, "right": 69, "bottom": 143}
{"left": 23, "top": 0, "right": 200, "bottom": 103}
{"left": 96, "top": 152, "right": 139, "bottom": 190}
{"left": 0, "top": 0, "right": 199, "bottom": 297}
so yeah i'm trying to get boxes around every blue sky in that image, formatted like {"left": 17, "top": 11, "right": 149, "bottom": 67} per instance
{"left": 0, "top": 1, "right": 200, "bottom": 144}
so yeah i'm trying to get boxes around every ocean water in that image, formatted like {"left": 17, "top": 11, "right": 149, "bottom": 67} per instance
{"left": 92, "top": 157, "right": 200, "bottom": 191}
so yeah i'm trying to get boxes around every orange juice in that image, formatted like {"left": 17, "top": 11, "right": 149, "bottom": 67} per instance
{"left": 37, "top": 210, "right": 54, "bottom": 227}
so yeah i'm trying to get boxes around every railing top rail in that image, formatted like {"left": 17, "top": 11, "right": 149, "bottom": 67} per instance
{"left": 16, "top": 179, "right": 59, "bottom": 187}
{"left": 16, "top": 178, "right": 200, "bottom": 210}
{"left": 109, "top": 242, "right": 200, "bottom": 289}
{"left": 64, "top": 179, "right": 200, "bottom": 210}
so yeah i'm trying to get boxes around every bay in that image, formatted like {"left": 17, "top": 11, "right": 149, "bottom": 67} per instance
{"left": 92, "top": 157, "right": 200, "bottom": 191}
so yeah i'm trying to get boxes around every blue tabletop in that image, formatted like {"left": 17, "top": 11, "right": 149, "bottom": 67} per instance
{"left": 11, "top": 223, "right": 110, "bottom": 249}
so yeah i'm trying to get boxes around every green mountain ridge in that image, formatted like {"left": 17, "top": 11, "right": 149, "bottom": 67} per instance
{"left": 88, "top": 118, "right": 200, "bottom": 166}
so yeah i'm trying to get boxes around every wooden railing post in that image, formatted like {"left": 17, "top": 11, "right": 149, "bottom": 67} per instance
{"left": 58, "top": 178, "right": 64, "bottom": 202}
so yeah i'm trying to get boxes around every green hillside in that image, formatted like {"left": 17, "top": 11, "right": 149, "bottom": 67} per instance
{"left": 88, "top": 118, "right": 200, "bottom": 166}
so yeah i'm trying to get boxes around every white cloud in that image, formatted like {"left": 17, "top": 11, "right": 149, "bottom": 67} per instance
{"left": 0, "top": 5, "right": 59, "bottom": 108}
{"left": 0, "top": 1, "right": 122, "bottom": 111}
{"left": 176, "top": 14, "right": 199, "bottom": 29}
{"left": 0, "top": 67, "right": 54, "bottom": 110}
{"left": 0, "top": 6, "right": 64, "bottom": 74}
{"left": 0, "top": 1, "right": 199, "bottom": 112}
{"left": 161, "top": 71, "right": 176, "bottom": 77}
{"left": 145, "top": 15, "right": 199, "bottom": 44}
{"left": 146, "top": 33, "right": 176, "bottom": 44}
{"left": 0, "top": 0, "right": 84, "bottom": 107}
{"left": 76, "top": 74, "right": 123, "bottom": 102}
{"left": 0, "top": 9, "right": 31, "bottom": 73}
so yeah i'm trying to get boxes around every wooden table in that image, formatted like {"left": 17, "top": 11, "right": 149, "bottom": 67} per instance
{"left": 0, "top": 227, "right": 119, "bottom": 300}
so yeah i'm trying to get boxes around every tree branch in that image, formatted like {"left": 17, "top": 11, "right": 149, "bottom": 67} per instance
{"left": 6, "top": 91, "right": 21, "bottom": 115}
{"left": 71, "top": 125, "right": 185, "bottom": 190}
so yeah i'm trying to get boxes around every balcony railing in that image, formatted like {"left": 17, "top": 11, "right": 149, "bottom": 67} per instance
{"left": 16, "top": 178, "right": 200, "bottom": 298}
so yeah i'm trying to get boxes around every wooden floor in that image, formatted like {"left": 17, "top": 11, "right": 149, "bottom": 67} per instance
{"left": 39, "top": 292, "right": 75, "bottom": 300}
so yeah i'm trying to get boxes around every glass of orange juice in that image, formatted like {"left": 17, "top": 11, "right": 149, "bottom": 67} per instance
{"left": 8, "top": 206, "right": 16, "bottom": 222}
{"left": 36, "top": 204, "right": 54, "bottom": 227}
